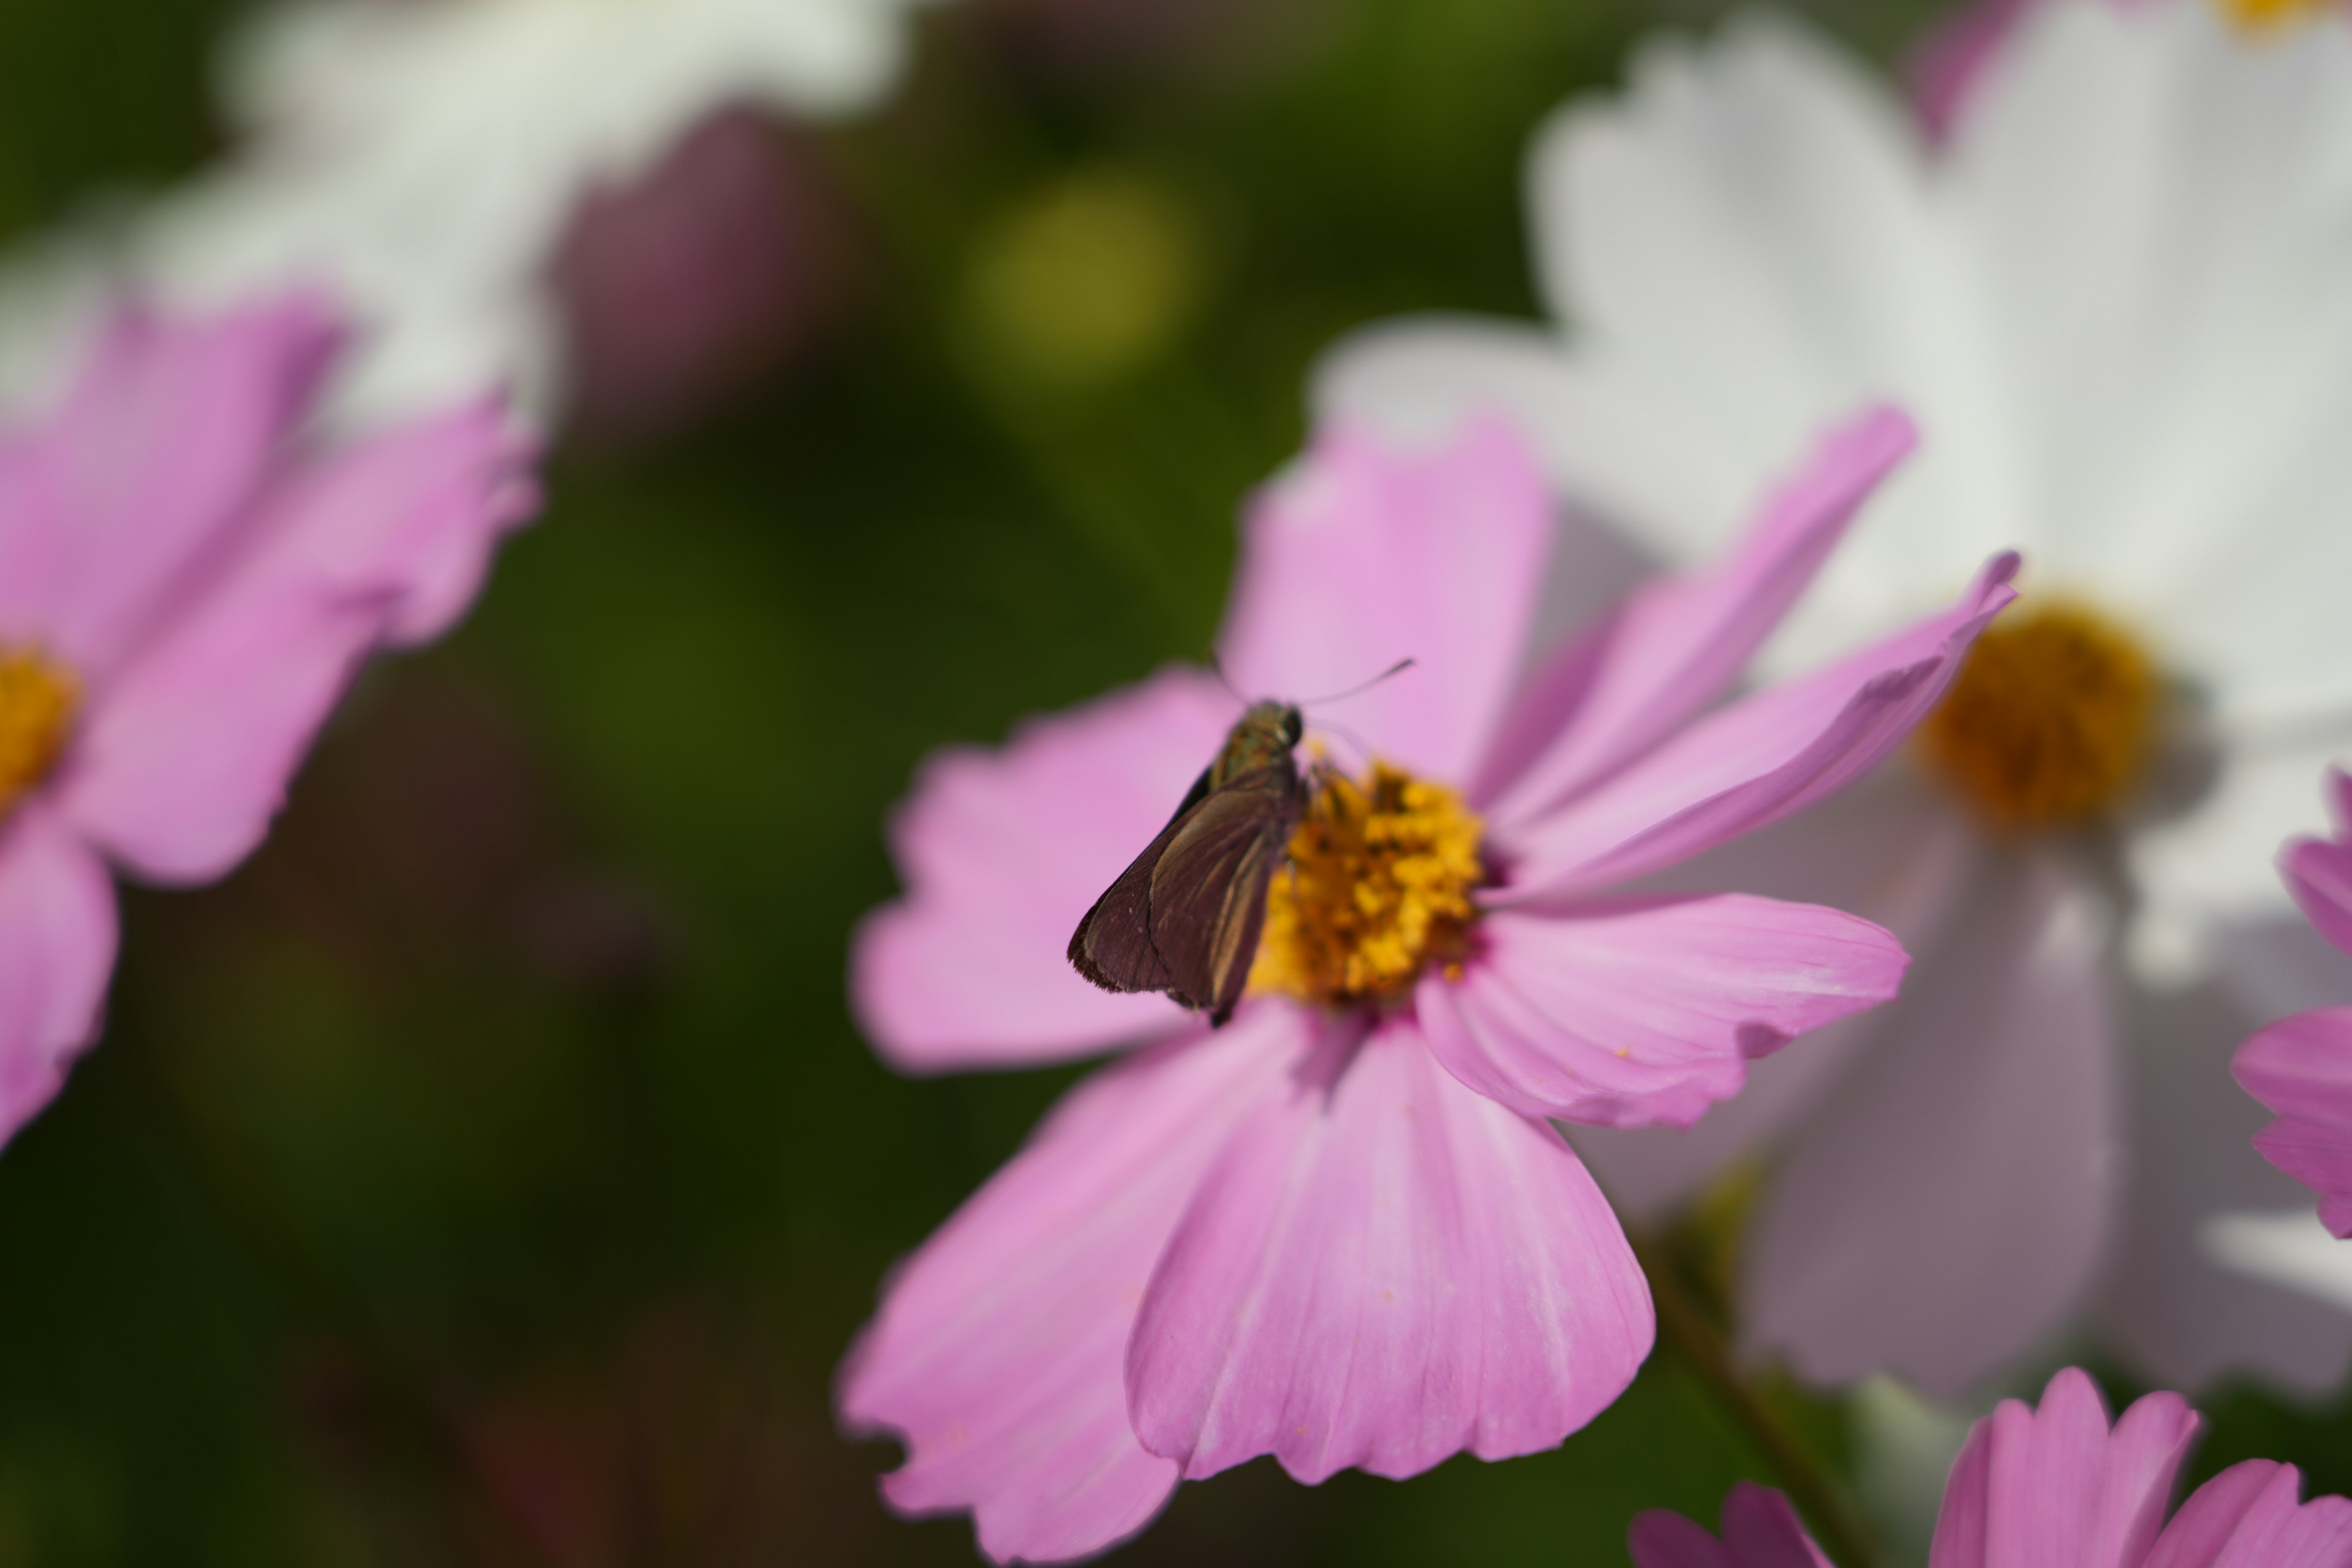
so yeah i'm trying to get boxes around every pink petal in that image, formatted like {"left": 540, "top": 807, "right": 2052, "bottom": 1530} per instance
{"left": 838, "top": 1010, "right": 1298, "bottom": 1565}
{"left": 1929, "top": 1370, "right": 2200, "bottom": 1568}
{"left": 2147, "top": 1463, "right": 2293, "bottom": 1568}
{"left": 1498, "top": 554, "right": 2018, "bottom": 899}
{"left": 56, "top": 405, "right": 538, "bottom": 886}
{"left": 1629, "top": 1511, "right": 1742, "bottom": 1568}
{"left": 1485, "top": 405, "right": 1915, "bottom": 828}
{"left": 1907, "top": 0, "right": 2040, "bottom": 145}
{"left": 851, "top": 668, "right": 1239, "bottom": 1070}
{"left": 1629, "top": 1483, "right": 1834, "bottom": 1568}
{"left": 251, "top": 401, "right": 541, "bottom": 650}
{"left": 0, "top": 297, "right": 341, "bottom": 677}
{"left": 1415, "top": 893, "right": 1905, "bottom": 1129}
{"left": 0, "top": 808, "right": 118, "bottom": 1145}
{"left": 1746, "top": 853, "right": 2114, "bottom": 1396}
{"left": 1216, "top": 418, "right": 1552, "bottom": 785}
{"left": 2149, "top": 1460, "right": 2352, "bottom": 1568}
{"left": 2326, "top": 767, "right": 2352, "bottom": 840}
{"left": 2283, "top": 835, "right": 2352, "bottom": 965}
{"left": 1125, "top": 1015, "right": 1653, "bottom": 1485}
{"left": 1569, "top": 769, "right": 1973, "bottom": 1219}
{"left": 2236, "top": 1009, "right": 2352, "bottom": 1237}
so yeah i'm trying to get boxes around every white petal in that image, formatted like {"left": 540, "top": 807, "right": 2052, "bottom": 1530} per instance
{"left": 2094, "top": 975, "right": 2352, "bottom": 1393}
{"left": 1527, "top": 13, "right": 2017, "bottom": 674}
{"left": 2205, "top": 1207, "right": 2352, "bottom": 1317}
{"left": 0, "top": 0, "right": 933, "bottom": 429}
{"left": 2130, "top": 730, "right": 2352, "bottom": 952}
{"left": 1954, "top": 1, "right": 2352, "bottom": 727}
{"left": 1743, "top": 848, "right": 2116, "bottom": 1396}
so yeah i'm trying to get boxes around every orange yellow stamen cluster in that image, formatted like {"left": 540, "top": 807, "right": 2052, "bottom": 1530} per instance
{"left": 1250, "top": 761, "right": 1483, "bottom": 1008}
{"left": 2215, "top": 0, "right": 2331, "bottom": 31}
{"left": 1918, "top": 601, "right": 2159, "bottom": 831}
{"left": 0, "top": 648, "right": 75, "bottom": 821}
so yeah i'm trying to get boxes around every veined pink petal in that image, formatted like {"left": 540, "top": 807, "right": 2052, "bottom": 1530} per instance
{"left": 55, "top": 404, "right": 537, "bottom": 885}
{"left": 1125, "top": 1014, "right": 1651, "bottom": 1485}
{"left": 1483, "top": 405, "right": 1915, "bottom": 829}
{"left": 1629, "top": 1482, "right": 1834, "bottom": 1568}
{"left": 1929, "top": 1370, "right": 2199, "bottom": 1568}
{"left": 852, "top": 668, "right": 1238, "bottom": 1070}
{"left": 1415, "top": 894, "right": 1905, "bottom": 1129}
{"left": 2236, "top": 1008, "right": 2352, "bottom": 1238}
{"left": 1497, "top": 553, "right": 2018, "bottom": 899}
{"left": 0, "top": 296, "right": 341, "bottom": 677}
{"left": 2283, "top": 834, "right": 2352, "bottom": 964}
{"left": 0, "top": 807, "right": 117, "bottom": 1145}
{"left": 1216, "top": 418, "right": 1551, "bottom": 785}
{"left": 839, "top": 1010, "right": 1298, "bottom": 1566}
{"left": 2147, "top": 1460, "right": 2352, "bottom": 1568}
{"left": 1746, "top": 851, "right": 2114, "bottom": 1396}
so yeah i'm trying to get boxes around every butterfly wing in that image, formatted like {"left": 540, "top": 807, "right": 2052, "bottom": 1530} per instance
{"left": 1066, "top": 766, "right": 1212, "bottom": 996}
{"left": 1145, "top": 764, "right": 1303, "bottom": 1025}
{"left": 1067, "top": 761, "right": 1302, "bottom": 1026}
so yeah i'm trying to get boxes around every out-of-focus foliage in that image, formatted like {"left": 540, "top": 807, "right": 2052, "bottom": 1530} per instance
{"left": 25, "top": 0, "right": 2352, "bottom": 1565}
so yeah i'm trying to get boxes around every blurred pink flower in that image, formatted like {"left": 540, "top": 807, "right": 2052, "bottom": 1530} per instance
{"left": 0, "top": 295, "right": 538, "bottom": 1144}
{"left": 554, "top": 108, "right": 856, "bottom": 445}
{"left": 840, "top": 405, "right": 2015, "bottom": 1562}
{"left": 1632, "top": 1367, "right": 2352, "bottom": 1567}
{"left": 2236, "top": 768, "right": 2352, "bottom": 1238}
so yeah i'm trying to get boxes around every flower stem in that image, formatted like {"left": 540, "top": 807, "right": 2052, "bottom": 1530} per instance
{"left": 1633, "top": 1232, "right": 1881, "bottom": 1568}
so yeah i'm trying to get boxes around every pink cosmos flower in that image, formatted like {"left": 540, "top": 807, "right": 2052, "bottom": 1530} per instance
{"left": 0, "top": 294, "right": 538, "bottom": 1143}
{"left": 2234, "top": 769, "right": 2352, "bottom": 1238}
{"left": 840, "top": 404, "right": 2016, "bottom": 1563}
{"left": 1631, "top": 1367, "right": 2352, "bottom": 1567}
{"left": 554, "top": 108, "right": 854, "bottom": 445}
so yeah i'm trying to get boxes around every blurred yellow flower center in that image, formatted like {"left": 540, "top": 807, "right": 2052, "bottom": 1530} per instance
{"left": 966, "top": 168, "right": 1204, "bottom": 389}
{"left": 1250, "top": 761, "right": 1483, "bottom": 1008}
{"left": 2215, "top": 0, "right": 2331, "bottom": 30}
{"left": 0, "top": 649, "right": 77, "bottom": 820}
{"left": 1918, "top": 602, "right": 2159, "bottom": 831}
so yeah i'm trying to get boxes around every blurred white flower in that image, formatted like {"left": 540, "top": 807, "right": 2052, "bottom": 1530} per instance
{"left": 0, "top": 0, "right": 934, "bottom": 426}
{"left": 1320, "top": 0, "right": 2352, "bottom": 1396}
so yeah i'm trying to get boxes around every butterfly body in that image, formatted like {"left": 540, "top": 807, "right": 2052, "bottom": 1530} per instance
{"left": 1068, "top": 699, "right": 1306, "bottom": 1027}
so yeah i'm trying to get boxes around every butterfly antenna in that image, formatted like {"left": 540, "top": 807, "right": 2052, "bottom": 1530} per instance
{"left": 1301, "top": 657, "right": 1416, "bottom": 707}
{"left": 1205, "top": 652, "right": 1248, "bottom": 707}
{"left": 1308, "top": 717, "right": 1376, "bottom": 771}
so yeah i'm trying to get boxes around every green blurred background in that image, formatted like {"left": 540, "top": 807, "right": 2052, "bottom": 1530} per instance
{"left": 8, "top": 0, "right": 2342, "bottom": 1562}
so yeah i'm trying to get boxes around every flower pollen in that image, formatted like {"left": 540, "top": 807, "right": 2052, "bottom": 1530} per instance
{"left": 1918, "top": 600, "right": 2158, "bottom": 831}
{"left": 0, "top": 648, "right": 75, "bottom": 820}
{"left": 1250, "top": 760, "right": 1483, "bottom": 1008}
{"left": 2216, "top": 0, "right": 2331, "bottom": 31}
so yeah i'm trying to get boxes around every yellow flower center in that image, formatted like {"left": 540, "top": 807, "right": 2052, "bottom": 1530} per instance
{"left": 2215, "top": 0, "right": 2331, "bottom": 31}
{"left": 0, "top": 649, "right": 75, "bottom": 820}
{"left": 1250, "top": 760, "right": 1484, "bottom": 1008}
{"left": 1917, "top": 601, "right": 2160, "bottom": 831}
